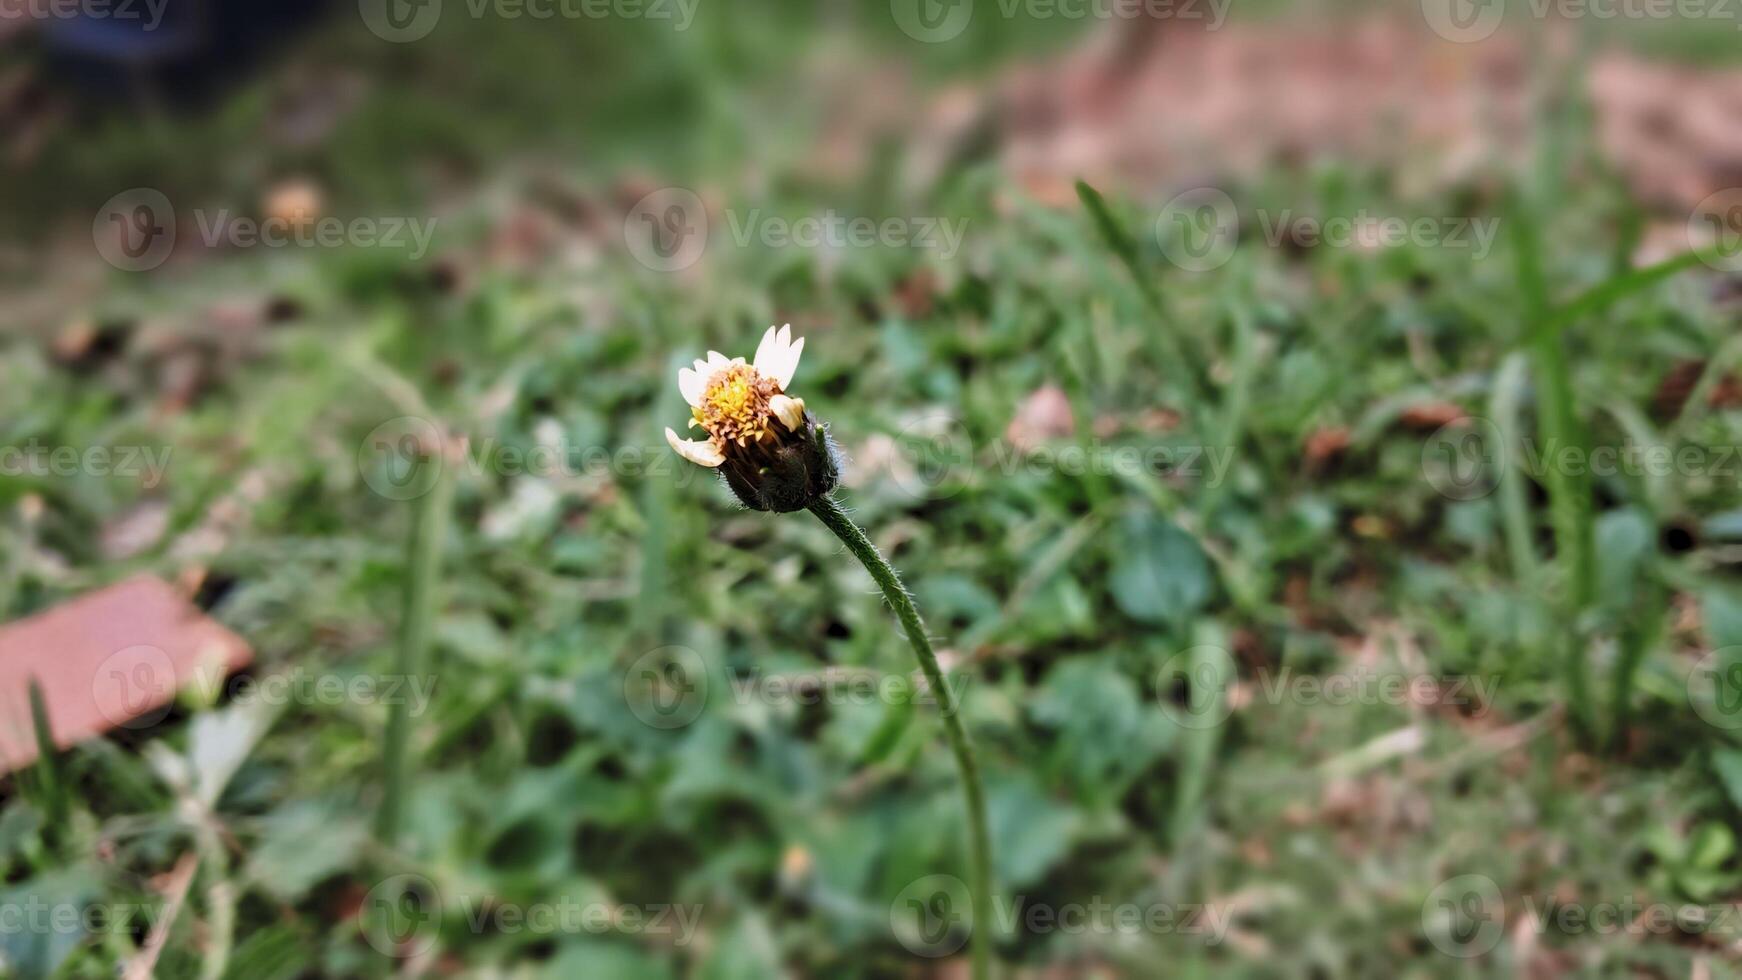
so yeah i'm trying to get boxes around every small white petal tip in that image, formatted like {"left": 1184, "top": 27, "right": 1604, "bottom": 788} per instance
{"left": 770, "top": 394, "right": 805, "bottom": 431}
{"left": 665, "top": 427, "right": 724, "bottom": 467}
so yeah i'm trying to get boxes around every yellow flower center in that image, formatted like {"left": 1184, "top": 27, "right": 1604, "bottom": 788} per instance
{"left": 694, "top": 363, "right": 777, "bottom": 446}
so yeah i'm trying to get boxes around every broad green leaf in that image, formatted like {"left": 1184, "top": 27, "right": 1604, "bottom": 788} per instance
{"left": 1109, "top": 512, "right": 1212, "bottom": 625}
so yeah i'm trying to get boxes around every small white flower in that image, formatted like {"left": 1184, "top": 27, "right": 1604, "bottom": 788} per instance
{"left": 664, "top": 324, "right": 808, "bottom": 469}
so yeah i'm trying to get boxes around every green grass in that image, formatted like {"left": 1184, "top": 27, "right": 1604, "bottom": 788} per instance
{"left": 6, "top": 10, "right": 1742, "bottom": 979}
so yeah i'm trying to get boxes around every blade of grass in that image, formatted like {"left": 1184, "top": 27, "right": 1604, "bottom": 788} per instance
{"left": 377, "top": 439, "right": 454, "bottom": 845}
{"left": 1171, "top": 623, "right": 1232, "bottom": 846}
{"left": 27, "top": 678, "right": 68, "bottom": 839}
{"left": 1540, "top": 249, "right": 1709, "bottom": 340}
{"left": 1490, "top": 354, "right": 1540, "bottom": 586}
{"left": 1075, "top": 180, "right": 1210, "bottom": 403}
{"left": 1198, "top": 289, "right": 1256, "bottom": 520}
{"left": 1608, "top": 573, "right": 1666, "bottom": 752}
{"left": 1510, "top": 196, "right": 1598, "bottom": 739}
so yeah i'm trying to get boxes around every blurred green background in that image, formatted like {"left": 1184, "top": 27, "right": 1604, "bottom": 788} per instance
{"left": 5, "top": 1, "right": 1742, "bottom": 977}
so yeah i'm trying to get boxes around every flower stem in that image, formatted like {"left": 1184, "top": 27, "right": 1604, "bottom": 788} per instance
{"left": 808, "top": 495, "right": 993, "bottom": 980}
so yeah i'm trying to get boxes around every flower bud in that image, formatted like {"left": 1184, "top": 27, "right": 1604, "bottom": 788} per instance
{"left": 718, "top": 410, "right": 841, "bottom": 512}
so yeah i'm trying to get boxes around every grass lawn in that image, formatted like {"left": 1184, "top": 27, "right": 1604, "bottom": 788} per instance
{"left": 4, "top": 6, "right": 1742, "bottom": 978}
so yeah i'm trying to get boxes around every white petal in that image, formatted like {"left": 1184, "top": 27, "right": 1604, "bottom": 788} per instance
{"left": 768, "top": 335, "right": 803, "bottom": 391}
{"left": 770, "top": 394, "right": 805, "bottom": 431}
{"left": 706, "top": 350, "right": 731, "bottom": 372}
{"left": 677, "top": 367, "right": 706, "bottom": 407}
{"left": 665, "top": 427, "right": 724, "bottom": 467}
{"left": 777, "top": 323, "right": 792, "bottom": 347}
{"left": 752, "top": 325, "right": 780, "bottom": 375}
